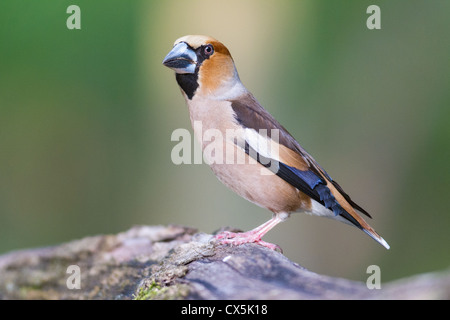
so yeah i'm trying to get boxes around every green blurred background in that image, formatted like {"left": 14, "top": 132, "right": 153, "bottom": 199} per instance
{"left": 1, "top": 0, "right": 449, "bottom": 283}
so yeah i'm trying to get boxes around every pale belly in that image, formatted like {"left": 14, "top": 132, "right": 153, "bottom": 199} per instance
{"left": 207, "top": 141, "right": 311, "bottom": 214}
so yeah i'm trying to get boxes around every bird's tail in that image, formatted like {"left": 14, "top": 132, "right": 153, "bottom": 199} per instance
{"left": 339, "top": 210, "right": 390, "bottom": 249}
{"left": 323, "top": 181, "right": 390, "bottom": 250}
{"left": 362, "top": 227, "right": 390, "bottom": 250}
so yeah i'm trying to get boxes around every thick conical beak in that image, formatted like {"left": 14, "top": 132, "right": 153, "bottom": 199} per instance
{"left": 162, "top": 42, "right": 197, "bottom": 74}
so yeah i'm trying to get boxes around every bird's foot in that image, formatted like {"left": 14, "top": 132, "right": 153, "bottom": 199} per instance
{"left": 214, "top": 230, "right": 283, "bottom": 253}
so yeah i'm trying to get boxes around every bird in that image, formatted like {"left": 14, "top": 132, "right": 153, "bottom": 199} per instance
{"left": 162, "top": 35, "right": 390, "bottom": 251}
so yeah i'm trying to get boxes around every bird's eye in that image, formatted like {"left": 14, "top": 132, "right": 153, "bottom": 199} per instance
{"left": 204, "top": 44, "right": 214, "bottom": 56}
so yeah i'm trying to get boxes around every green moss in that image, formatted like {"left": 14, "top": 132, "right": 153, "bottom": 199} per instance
{"left": 133, "top": 280, "right": 189, "bottom": 300}
{"left": 134, "top": 280, "right": 164, "bottom": 300}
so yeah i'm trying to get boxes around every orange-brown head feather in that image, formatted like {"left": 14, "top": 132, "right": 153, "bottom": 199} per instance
{"left": 174, "top": 35, "right": 238, "bottom": 96}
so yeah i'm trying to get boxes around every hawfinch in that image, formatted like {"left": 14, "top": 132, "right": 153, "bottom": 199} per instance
{"left": 162, "top": 35, "right": 389, "bottom": 251}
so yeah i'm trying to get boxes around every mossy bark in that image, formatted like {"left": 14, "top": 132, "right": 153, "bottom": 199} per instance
{"left": 0, "top": 225, "right": 449, "bottom": 299}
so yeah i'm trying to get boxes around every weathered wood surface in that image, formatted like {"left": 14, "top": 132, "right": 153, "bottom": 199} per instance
{"left": 0, "top": 225, "right": 448, "bottom": 299}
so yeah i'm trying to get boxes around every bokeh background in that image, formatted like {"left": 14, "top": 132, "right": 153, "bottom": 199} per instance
{"left": 1, "top": 0, "right": 449, "bottom": 283}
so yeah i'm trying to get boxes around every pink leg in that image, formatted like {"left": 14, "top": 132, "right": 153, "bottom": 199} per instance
{"left": 214, "top": 215, "right": 285, "bottom": 252}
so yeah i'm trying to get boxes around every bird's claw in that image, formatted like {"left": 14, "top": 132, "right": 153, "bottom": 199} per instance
{"left": 214, "top": 231, "right": 283, "bottom": 253}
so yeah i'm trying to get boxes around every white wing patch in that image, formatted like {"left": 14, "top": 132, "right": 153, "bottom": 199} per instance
{"left": 243, "top": 128, "right": 281, "bottom": 162}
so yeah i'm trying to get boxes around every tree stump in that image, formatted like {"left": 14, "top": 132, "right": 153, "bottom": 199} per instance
{"left": 0, "top": 225, "right": 448, "bottom": 299}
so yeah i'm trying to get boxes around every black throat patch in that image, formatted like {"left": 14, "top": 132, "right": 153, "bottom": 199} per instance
{"left": 176, "top": 73, "right": 199, "bottom": 100}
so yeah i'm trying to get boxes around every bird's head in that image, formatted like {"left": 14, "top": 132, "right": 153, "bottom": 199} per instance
{"left": 162, "top": 35, "right": 244, "bottom": 100}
